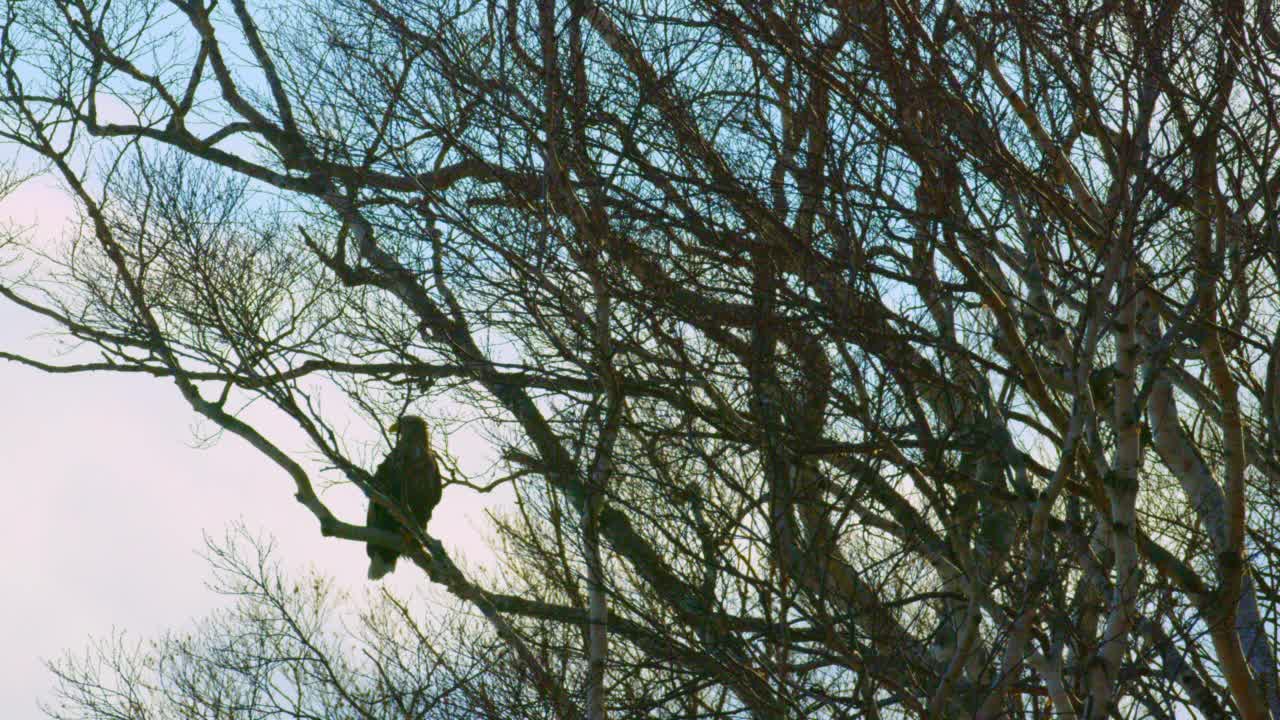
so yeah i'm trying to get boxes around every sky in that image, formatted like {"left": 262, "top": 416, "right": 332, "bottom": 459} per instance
{"left": 0, "top": 180, "right": 505, "bottom": 719}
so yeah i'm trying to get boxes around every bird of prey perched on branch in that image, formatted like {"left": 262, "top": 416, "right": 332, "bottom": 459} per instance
{"left": 366, "top": 416, "right": 442, "bottom": 580}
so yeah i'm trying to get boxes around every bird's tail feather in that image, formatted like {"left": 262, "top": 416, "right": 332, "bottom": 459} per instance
{"left": 368, "top": 554, "right": 396, "bottom": 580}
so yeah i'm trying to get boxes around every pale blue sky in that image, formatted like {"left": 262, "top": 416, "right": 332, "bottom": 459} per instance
{"left": 0, "top": 181, "right": 503, "bottom": 719}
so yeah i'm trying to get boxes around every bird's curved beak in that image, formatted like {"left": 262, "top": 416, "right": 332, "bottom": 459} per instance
{"left": 388, "top": 421, "right": 400, "bottom": 434}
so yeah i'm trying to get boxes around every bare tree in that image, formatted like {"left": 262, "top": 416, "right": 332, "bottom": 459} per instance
{"left": 7, "top": 0, "right": 1280, "bottom": 717}
{"left": 43, "top": 529, "right": 539, "bottom": 720}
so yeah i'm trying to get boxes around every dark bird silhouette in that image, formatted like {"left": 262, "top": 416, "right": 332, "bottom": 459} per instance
{"left": 367, "top": 416, "right": 442, "bottom": 580}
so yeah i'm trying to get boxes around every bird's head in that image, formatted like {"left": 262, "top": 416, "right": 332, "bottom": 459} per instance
{"left": 389, "top": 415, "right": 430, "bottom": 446}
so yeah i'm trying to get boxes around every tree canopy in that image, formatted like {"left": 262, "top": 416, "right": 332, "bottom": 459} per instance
{"left": 6, "top": 0, "right": 1280, "bottom": 717}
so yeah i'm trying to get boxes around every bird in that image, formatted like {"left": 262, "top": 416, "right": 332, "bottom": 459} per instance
{"left": 366, "top": 416, "right": 442, "bottom": 580}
